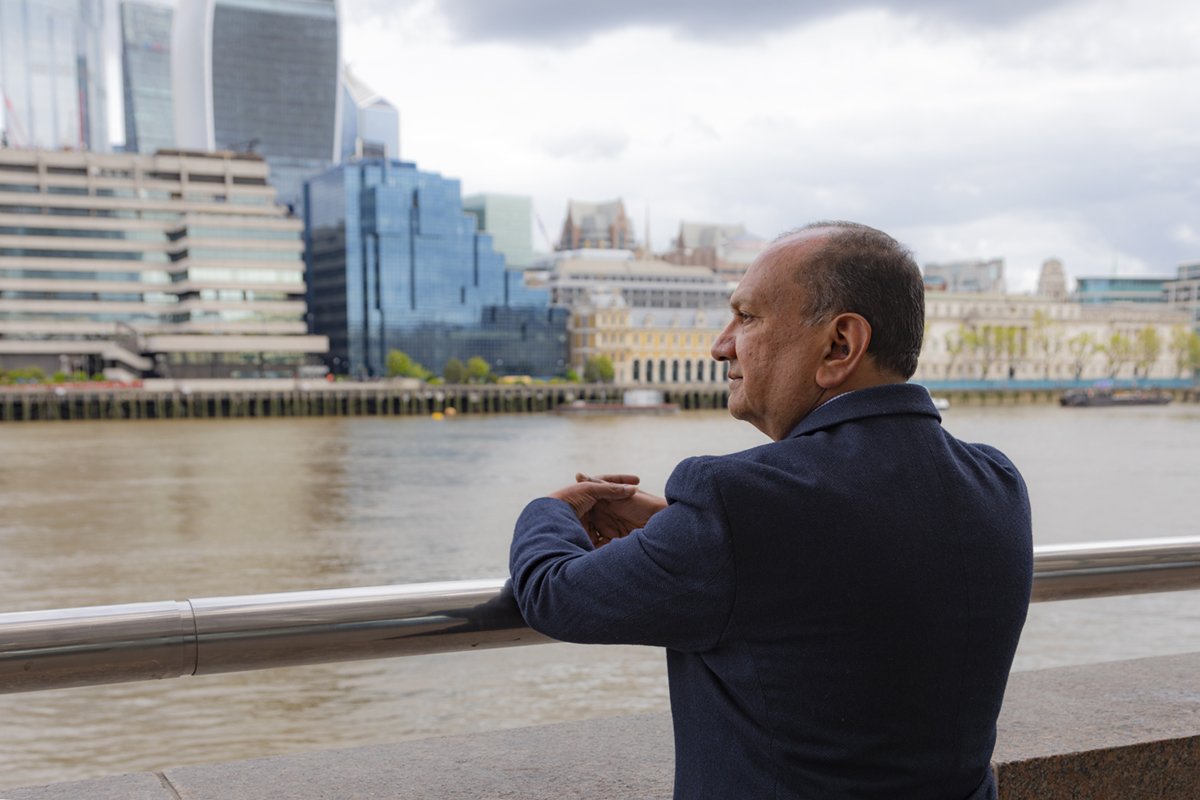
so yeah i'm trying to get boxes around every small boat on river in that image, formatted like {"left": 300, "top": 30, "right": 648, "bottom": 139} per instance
{"left": 554, "top": 389, "right": 680, "bottom": 416}
{"left": 1059, "top": 388, "right": 1172, "bottom": 407}
{"left": 554, "top": 400, "right": 680, "bottom": 416}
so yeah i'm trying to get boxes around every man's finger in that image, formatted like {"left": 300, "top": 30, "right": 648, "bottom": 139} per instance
{"left": 576, "top": 472, "right": 641, "bottom": 486}
{"left": 582, "top": 482, "right": 638, "bottom": 499}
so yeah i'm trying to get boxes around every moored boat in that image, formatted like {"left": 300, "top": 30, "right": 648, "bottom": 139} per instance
{"left": 1060, "top": 388, "right": 1172, "bottom": 407}
{"left": 553, "top": 388, "right": 681, "bottom": 416}
{"left": 554, "top": 400, "right": 680, "bottom": 416}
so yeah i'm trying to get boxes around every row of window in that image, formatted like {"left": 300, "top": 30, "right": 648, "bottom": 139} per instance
{"left": 629, "top": 358, "right": 729, "bottom": 383}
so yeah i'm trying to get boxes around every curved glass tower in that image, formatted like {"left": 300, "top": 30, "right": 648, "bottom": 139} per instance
{"left": 173, "top": 0, "right": 341, "bottom": 212}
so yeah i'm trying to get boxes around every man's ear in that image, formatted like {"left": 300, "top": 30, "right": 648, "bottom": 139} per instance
{"left": 815, "top": 313, "right": 872, "bottom": 389}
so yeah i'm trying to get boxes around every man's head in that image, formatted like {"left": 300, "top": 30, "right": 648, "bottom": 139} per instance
{"left": 711, "top": 221, "right": 924, "bottom": 440}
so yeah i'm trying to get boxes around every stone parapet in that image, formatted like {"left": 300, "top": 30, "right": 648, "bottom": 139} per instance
{"left": 6, "top": 652, "right": 1197, "bottom": 799}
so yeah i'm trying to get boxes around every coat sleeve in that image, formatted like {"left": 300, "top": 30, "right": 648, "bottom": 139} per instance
{"left": 509, "top": 457, "right": 735, "bottom": 653}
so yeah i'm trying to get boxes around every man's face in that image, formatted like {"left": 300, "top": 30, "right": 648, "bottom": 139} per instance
{"left": 711, "top": 232, "right": 830, "bottom": 441}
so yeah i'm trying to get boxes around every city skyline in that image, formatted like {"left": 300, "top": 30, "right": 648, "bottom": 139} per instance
{"left": 9, "top": 0, "right": 1196, "bottom": 293}
{"left": 336, "top": 0, "right": 1199, "bottom": 292}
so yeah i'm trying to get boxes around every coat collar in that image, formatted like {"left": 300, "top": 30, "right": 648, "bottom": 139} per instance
{"left": 784, "top": 383, "right": 942, "bottom": 440}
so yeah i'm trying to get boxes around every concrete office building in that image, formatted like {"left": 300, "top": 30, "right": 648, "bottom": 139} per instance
{"left": 0, "top": 0, "right": 110, "bottom": 151}
{"left": 120, "top": 0, "right": 175, "bottom": 155}
{"left": 924, "top": 258, "right": 1006, "bottom": 294}
{"left": 1165, "top": 263, "right": 1200, "bottom": 338}
{"left": 463, "top": 193, "right": 535, "bottom": 269}
{"left": 545, "top": 250, "right": 733, "bottom": 310}
{"left": 305, "top": 159, "right": 568, "bottom": 379}
{"left": 0, "top": 147, "right": 328, "bottom": 378}
{"left": 173, "top": 0, "right": 341, "bottom": 213}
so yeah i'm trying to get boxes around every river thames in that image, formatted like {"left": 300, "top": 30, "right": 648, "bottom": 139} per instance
{"left": 2, "top": 402, "right": 1198, "bottom": 787}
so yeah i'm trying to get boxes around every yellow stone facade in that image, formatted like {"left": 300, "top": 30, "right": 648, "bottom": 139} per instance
{"left": 570, "top": 300, "right": 729, "bottom": 384}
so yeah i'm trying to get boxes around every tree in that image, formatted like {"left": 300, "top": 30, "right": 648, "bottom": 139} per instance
{"left": 1099, "top": 332, "right": 1133, "bottom": 379}
{"left": 386, "top": 349, "right": 430, "bottom": 379}
{"left": 1169, "top": 326, "right": 1197, "bottom": 379}
{"left": 583, "top": 355, "right": 615, "bottom": 383}
{"left": 996, "top": 325, "right": 1022, "bottom": 380}
{"left": 943, "top": 327, "right": 967, "bottom": 380}
{"left": 442, "top": 358, "right": 467, "bottom": 384}
{"left": 962, "top": 327, "right": 999, "bottom": 379}
{"left": 1066, "top": 332, "right": 1097, "bottom": 380}
{"left": 1030, "top": 310, "right": 1062, "bottom": 379}
{"left": 1132, "top": 327, "right": 1161, "bottom": 380}
{"left": 466, "top": 356, "right": 491, "bottom": 383}
{"left": 1189, "top": 330, "right": 1200, "bottom": 380}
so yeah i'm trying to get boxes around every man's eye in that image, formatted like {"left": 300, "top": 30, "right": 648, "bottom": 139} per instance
{"left": 738, "top": 312, "right": 754, "bottom": 322}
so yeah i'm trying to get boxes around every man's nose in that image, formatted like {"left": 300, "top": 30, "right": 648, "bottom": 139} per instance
{"left": 712, "top": 323, "right": 735, "bottom": 362}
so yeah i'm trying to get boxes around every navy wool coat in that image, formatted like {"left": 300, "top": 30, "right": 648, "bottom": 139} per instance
{"left": 510, "top": 383, "right": 1033, "bottom": 799}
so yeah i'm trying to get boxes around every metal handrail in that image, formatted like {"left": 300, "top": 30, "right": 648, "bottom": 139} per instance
{"left": 2, "top": 537, "right": 1199, "bottom": 695}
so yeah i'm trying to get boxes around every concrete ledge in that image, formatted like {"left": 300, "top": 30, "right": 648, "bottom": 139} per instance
{"left": 2, "top": 773, "right": 174, "bottom": 800}
{"left": 5, "top": 652, "right": 1198, "bottom": 799}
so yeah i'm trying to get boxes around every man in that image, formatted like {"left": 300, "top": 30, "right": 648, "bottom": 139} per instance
{"left": 510, "top": 222, "right": 1032, "bottom": 799}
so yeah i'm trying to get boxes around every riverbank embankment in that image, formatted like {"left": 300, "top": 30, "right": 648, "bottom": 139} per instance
{"left": 1, "top": 380, "right": 1196, "bottom": 422}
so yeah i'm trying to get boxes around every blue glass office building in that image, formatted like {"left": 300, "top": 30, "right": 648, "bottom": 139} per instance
{"left": 305, "top": 159, "right": 567, "bottom": 378}
{"left": 1075, "top": 276, "right": 1169, "bottom": 304}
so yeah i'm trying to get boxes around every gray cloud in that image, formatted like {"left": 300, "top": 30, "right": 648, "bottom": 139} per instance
{"left": 436, "top": 0, "right": 1081, "bottom": 45}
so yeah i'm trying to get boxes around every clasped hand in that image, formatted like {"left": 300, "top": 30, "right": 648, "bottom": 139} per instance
{"left": 548, "top": 473, "right": 667, "bottom": 548}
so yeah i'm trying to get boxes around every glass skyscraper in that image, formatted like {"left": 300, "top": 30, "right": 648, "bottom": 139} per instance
{"left": 306, "top": 159, "right": 568, "bottom": 378}
{"left": 0, "top": 0, "right": 110, "bottom": 151}
{"left": 173, "top": 0, "right": 340, "bottom": 213}
{"left": 463, "top": 193, "right": 535, "bottom": 269}
{"left": 120, "top": 0, "right": 174, "bottom": 154}
{"left": 340, "top": 69, "right": 399, "bottom": 161}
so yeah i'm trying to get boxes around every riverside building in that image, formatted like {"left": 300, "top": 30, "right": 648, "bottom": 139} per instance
{"left": 546, "top": 250, "right": 733, "bottom": 310}
{"left": 305, "top": 158, "right": 568, "bottom": 379}
{"left": 924, "top": 258, "right": 1006, "bottom": 294}
{"left": 0, "top": 147, "right": 328, "bottom": 379}
{"left": 1165, "top": 262, "right": 1200, "bottom": 331}
{"left": 549, "top": 250, "right": 733, "bottom": 383}
{"left": 569, "top": 288, "right": 728, "bottom": 385}
{"left": 916, "top": 291, "right": 1191, "bottom": 384}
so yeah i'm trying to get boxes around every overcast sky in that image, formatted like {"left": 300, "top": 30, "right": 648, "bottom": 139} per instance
{"left": 340, "top": 0, "right": 1199, "bottom": 291}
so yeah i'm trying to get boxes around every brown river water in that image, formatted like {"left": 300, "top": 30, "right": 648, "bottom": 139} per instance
{"left": 1, "top": 403, "right": 1198, "bottom": 787}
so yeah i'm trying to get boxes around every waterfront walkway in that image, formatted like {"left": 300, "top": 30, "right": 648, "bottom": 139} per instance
{"left": 5, "top": 651, "right": 1198, "bottom": 799}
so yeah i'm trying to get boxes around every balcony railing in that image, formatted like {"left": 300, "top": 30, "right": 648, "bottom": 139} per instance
{"left": 2, "top": 536, "right": 1198, "bottom": 694}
